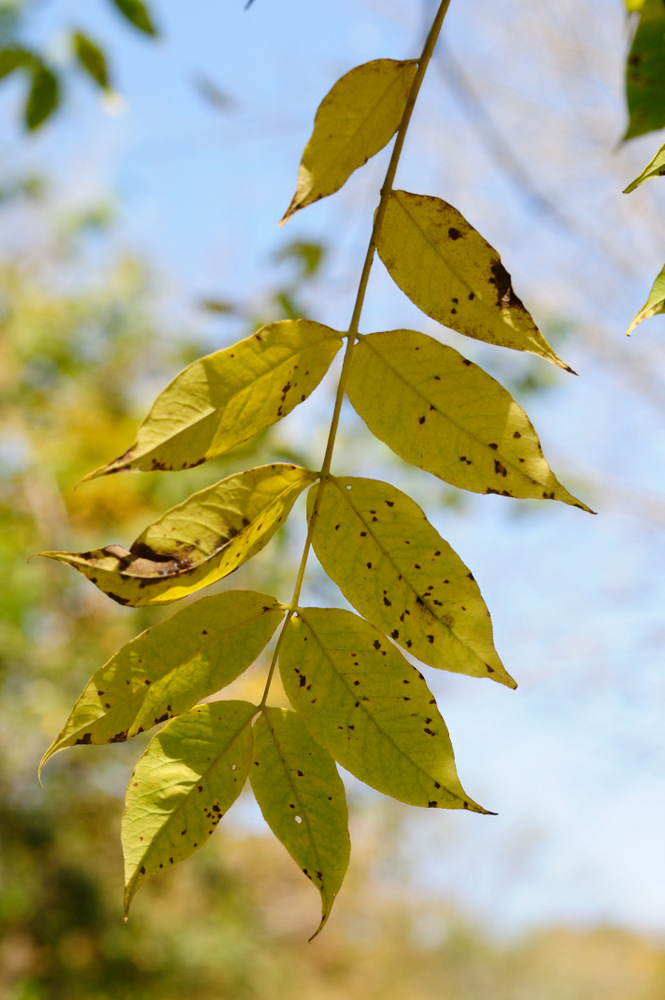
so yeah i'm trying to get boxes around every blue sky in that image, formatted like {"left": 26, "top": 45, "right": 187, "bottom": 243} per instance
{"left": 6, "top": 0, "right": 665, "bottom": 937}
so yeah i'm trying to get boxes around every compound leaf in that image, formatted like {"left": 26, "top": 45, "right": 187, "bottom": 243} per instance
{"left": 73, "top": 32, "right": 110, "bottom": 90}
{"left": 627, "top": 263, "right": 665, "bottom": 334}
{"left": 280, "top": 608, "right": 487, "bottom": 813}
{"left": 376, "top": 190, "right": 572, "bottom": 371}
{"left": 110, "top": 0, "right": 158, "bottom": 36}
{"left": 624, "top": 0, "right": 665, "bottom": 140}
{"left": 25, "top": 62, "right": 59, "bottom": 130}
{"left": 250, "top": 707, "right": 349, "bottom": 939}
{"left": 281, "top": 59, "right": 417, "bottom": 224}
{"left": 624, "top": 141, "right": 665, "bottom": 191}
{"left": 347, "top": 330, "right": 592, "bottom": 512}
{"left": 39, "top": 591, "right": 283, "bottom": 773}
{"left": 310, "top": 477, "right": 514, "bottom": 687}
{"left": 123, "top": 700, "right": 255, "bottom": 916}
{"left": 83, "top": 320, "right": 342, "bottom": 480}
{"left": 41, "top": 464, "right": 315, "bottom": 606}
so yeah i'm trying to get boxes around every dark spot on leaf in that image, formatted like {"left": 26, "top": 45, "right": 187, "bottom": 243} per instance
{"left": 140, "top": 866, "right": 146, "bottom": 874}
{"left": 383, "top": 596, "right": 392, "bottom": 606}
{"left": 360, "top": 531, "right": 367, "bottom": 537}
{"left": 75, "top": 733, "right": 92, "bottom": 745}
{"left": 107, "top": 592, "right": 131, "bottom": 606}
{"left": 385, "top": 500, "right": 394, "bottom": 507}
{"left": 424, "top": 728, "right": 435, "bottom": 736}
{"left": 428, "top": 801, "right": 437, "bottom": 808}
{"left": 418, "top": 416, "right": 425, "bottom": 425}
{"left": 489, "top": 260, "right": 525, "bottom": 311}
{"left": 462, "top": 359, "right": 471, "bottom": 366}
{"left": 391, "top": 629, "right": 399, "bottom": 639}
{"left": 202, "top": 629, "right": 208, "bottom": 635}
{"left": 406, "top": 640, "right": 412, "bottom": 648}
{"left": 494, "top": 459, "right": 507, "bottom": 477}
{"left": 373, "top": 640, "right": 381, "bottom": 649}
{"left": 427, "top": 635, "right": 434, "bottom": 643}
{"left": 299, "top": 675, "right": 307, "bottom": 687}
{"left": 367, "top": 562, "right": 372, "bottom": 569}
{"left": 448, "top": 227, "right": 462, "bottom": 240}
{"left": 110, "top": 731, "right": 127, "bottom": 743}
{"left": 513, "top": 431, "right": 521, "bottom": 438}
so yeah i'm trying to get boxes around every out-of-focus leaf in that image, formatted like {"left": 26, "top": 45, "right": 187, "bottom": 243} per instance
{"left": 250, "top": 708, "right": 349, "bottom": 940}
{"left": 280, "top": 608, "right": 488, "bottom": 812}
{"left": 39, "top": 591, "right": 283, "bottom": 772}
{"left": 376, "top": 191, "right": 573, "bottom": 371}
{"left": 25, "top": 62, "right": 59, "bottom": 130}
{"left": 123, "top": 701, "right": 255, "bottom": 915}
{"left": 281, "top": 59, "right": 417, "bottom": 224}
{"left": 624, "top": 0, "right": 665, "bottom": 140}
{"left": 73, "top": 31, "right": 110, "bottom": 90}
{"left": 83, "top": 320, "right": 342, "bottom": 478}
{"left": 0, "top": 47, "right": 31, "bottom": 80}
{"left": 627, "top": 263, "right": 665, "bottom": 334}
{"left": 346, "top": 330, "right": 592, "bottom": 511}
{"left": 623, "top": 141, "right": 665, "bottom": 191}
{"left": 309, "top": 477, "right": 514, "bottom": 687}
{"left": 109, "top": 0, "right": 158, "bottom": 36}
{"left": 41, "top": 464, "right": 315, "bottom": 606}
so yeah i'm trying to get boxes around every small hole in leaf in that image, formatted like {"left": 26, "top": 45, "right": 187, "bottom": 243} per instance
{"left": 295, "top": 815, "right": 303, "bottom": 824}
{"left": 231, "top": 764, "right": 237, "bottom": 771}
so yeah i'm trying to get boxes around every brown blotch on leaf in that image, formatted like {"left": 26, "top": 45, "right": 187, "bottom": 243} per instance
{"left": 75, "top": 733, "right": 92, "bottom": 745}
{"left": 428, "top": 801, "right": 438, "bottom": 808}
{"left": 489, "top": 261, "right": 525, "bottom": 312}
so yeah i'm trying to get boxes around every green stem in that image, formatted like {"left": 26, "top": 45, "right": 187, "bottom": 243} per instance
{"left": 258, "top": 0, "right": 453, "bottom": 710}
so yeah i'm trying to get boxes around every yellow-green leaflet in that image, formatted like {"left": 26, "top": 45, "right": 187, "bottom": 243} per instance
{"left": 375, "top": 191, "right": 572, "bottom": 371}
{"left": 280, "top": 608, "right": 487, "bottom": 813}
{"left": 41, "top": 464, "right": 315, "bottom": 606}
{"left": 250, "top": 708, "right": 349, "bottom": 940}
{"left": 280, "top": 59, "right": 417, "bottom": 224}
{"left": 82, "top": 320, "right": 342, "bottom": 479}
{"left": 39, "top": 591, "right": 283, "bottom": 775}
{"left": 347, "top": 331, "right": 592, "bottom": 512}
{"left": 623, "top": 141, "right": 665, "bottom": 192}
{"left": 627, "top": 263, "right": 665, "bottom": 334}
{"left": 309, "top": 477, "right": 514, "bottom": 687}
{"left": 122, "top": 701, "right": 255, "bottom": 916}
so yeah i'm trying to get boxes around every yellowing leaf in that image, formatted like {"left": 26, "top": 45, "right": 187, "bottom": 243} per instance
{"left": 41, "top": 464, "right": 315, "bottom": 606}
{"left": 376, "top": 191, "right": 572, "bottom": 370}
{"left": 627, "top": 263, "right": 665, "bottom": 334}
{"left": 624, "top": 0, "right": 665, "bottom": 140}
{"left": 281, "top": 59, "right": 417, "bottom": 224}
{"left": 122, "top": 701, "right": 255, "bottom": 916}
{"left": 623, "top": 141, "right": 665, "bottom": 192}
{"left": 280, "top": 608, "right": 487, "bottom": 813}
{"left": 250, "top": 708, "right": 349, "bottom": 940}
{"left": 347, "top": 330, "right": 592, "bottom": 512}
{"left": 309, "top": 477, "right": 514, "bottom": 688}
{"left": 83, "top": 320, "right": 342, "bottom": 479}
{"left": 39, "top": 591, "right": 283, "bottom": 774}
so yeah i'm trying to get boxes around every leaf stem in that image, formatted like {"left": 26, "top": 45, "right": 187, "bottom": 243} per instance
{"left": 258, "top": 0, "right": 454, "bottom": 710}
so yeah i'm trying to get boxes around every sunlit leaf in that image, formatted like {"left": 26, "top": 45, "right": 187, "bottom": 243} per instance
{"left": 110, "top": 0, "right": 158, "bottom": 36}
{"left": 83, "top": 320, "right": 342, "bottom": 479}
{"left": 123, "top": 701, "right": 255, "bottom": 915}
{"left": 627, "top": 263, "right": 665, "bottom": 334}
{"left": 281, "top": 59, "right": 417, "bottom": 224}
{"left": 376, "top": 190, "right": 572, "bottom": 371}
{"left": 39, "top": 591, "right": 283, "bottom": 773}
{"left": 73, "top": 31, "right": 110, "bottom": 90}
{"left": 624, "top": 0, "right": 665, "bottom": 140}
{"left": 25, "top": 62, "right": 59, "bottom": 131}
{"left": 347, "top": 330, "right": 592, "bottom": 511}
{"left": 41, "top": 464, "right": 315, "bottom": 606}
{"left": 250, "top": 707, "right": 349, "bottom": 939}
{"left": 623, "top": 141, "right": 665, "bottom": 191}
{"left": 309, "top": 477, "right": 514, "bottom": 687}
{"left": 280, "top": 608, "right": 487, "bottom": 812}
